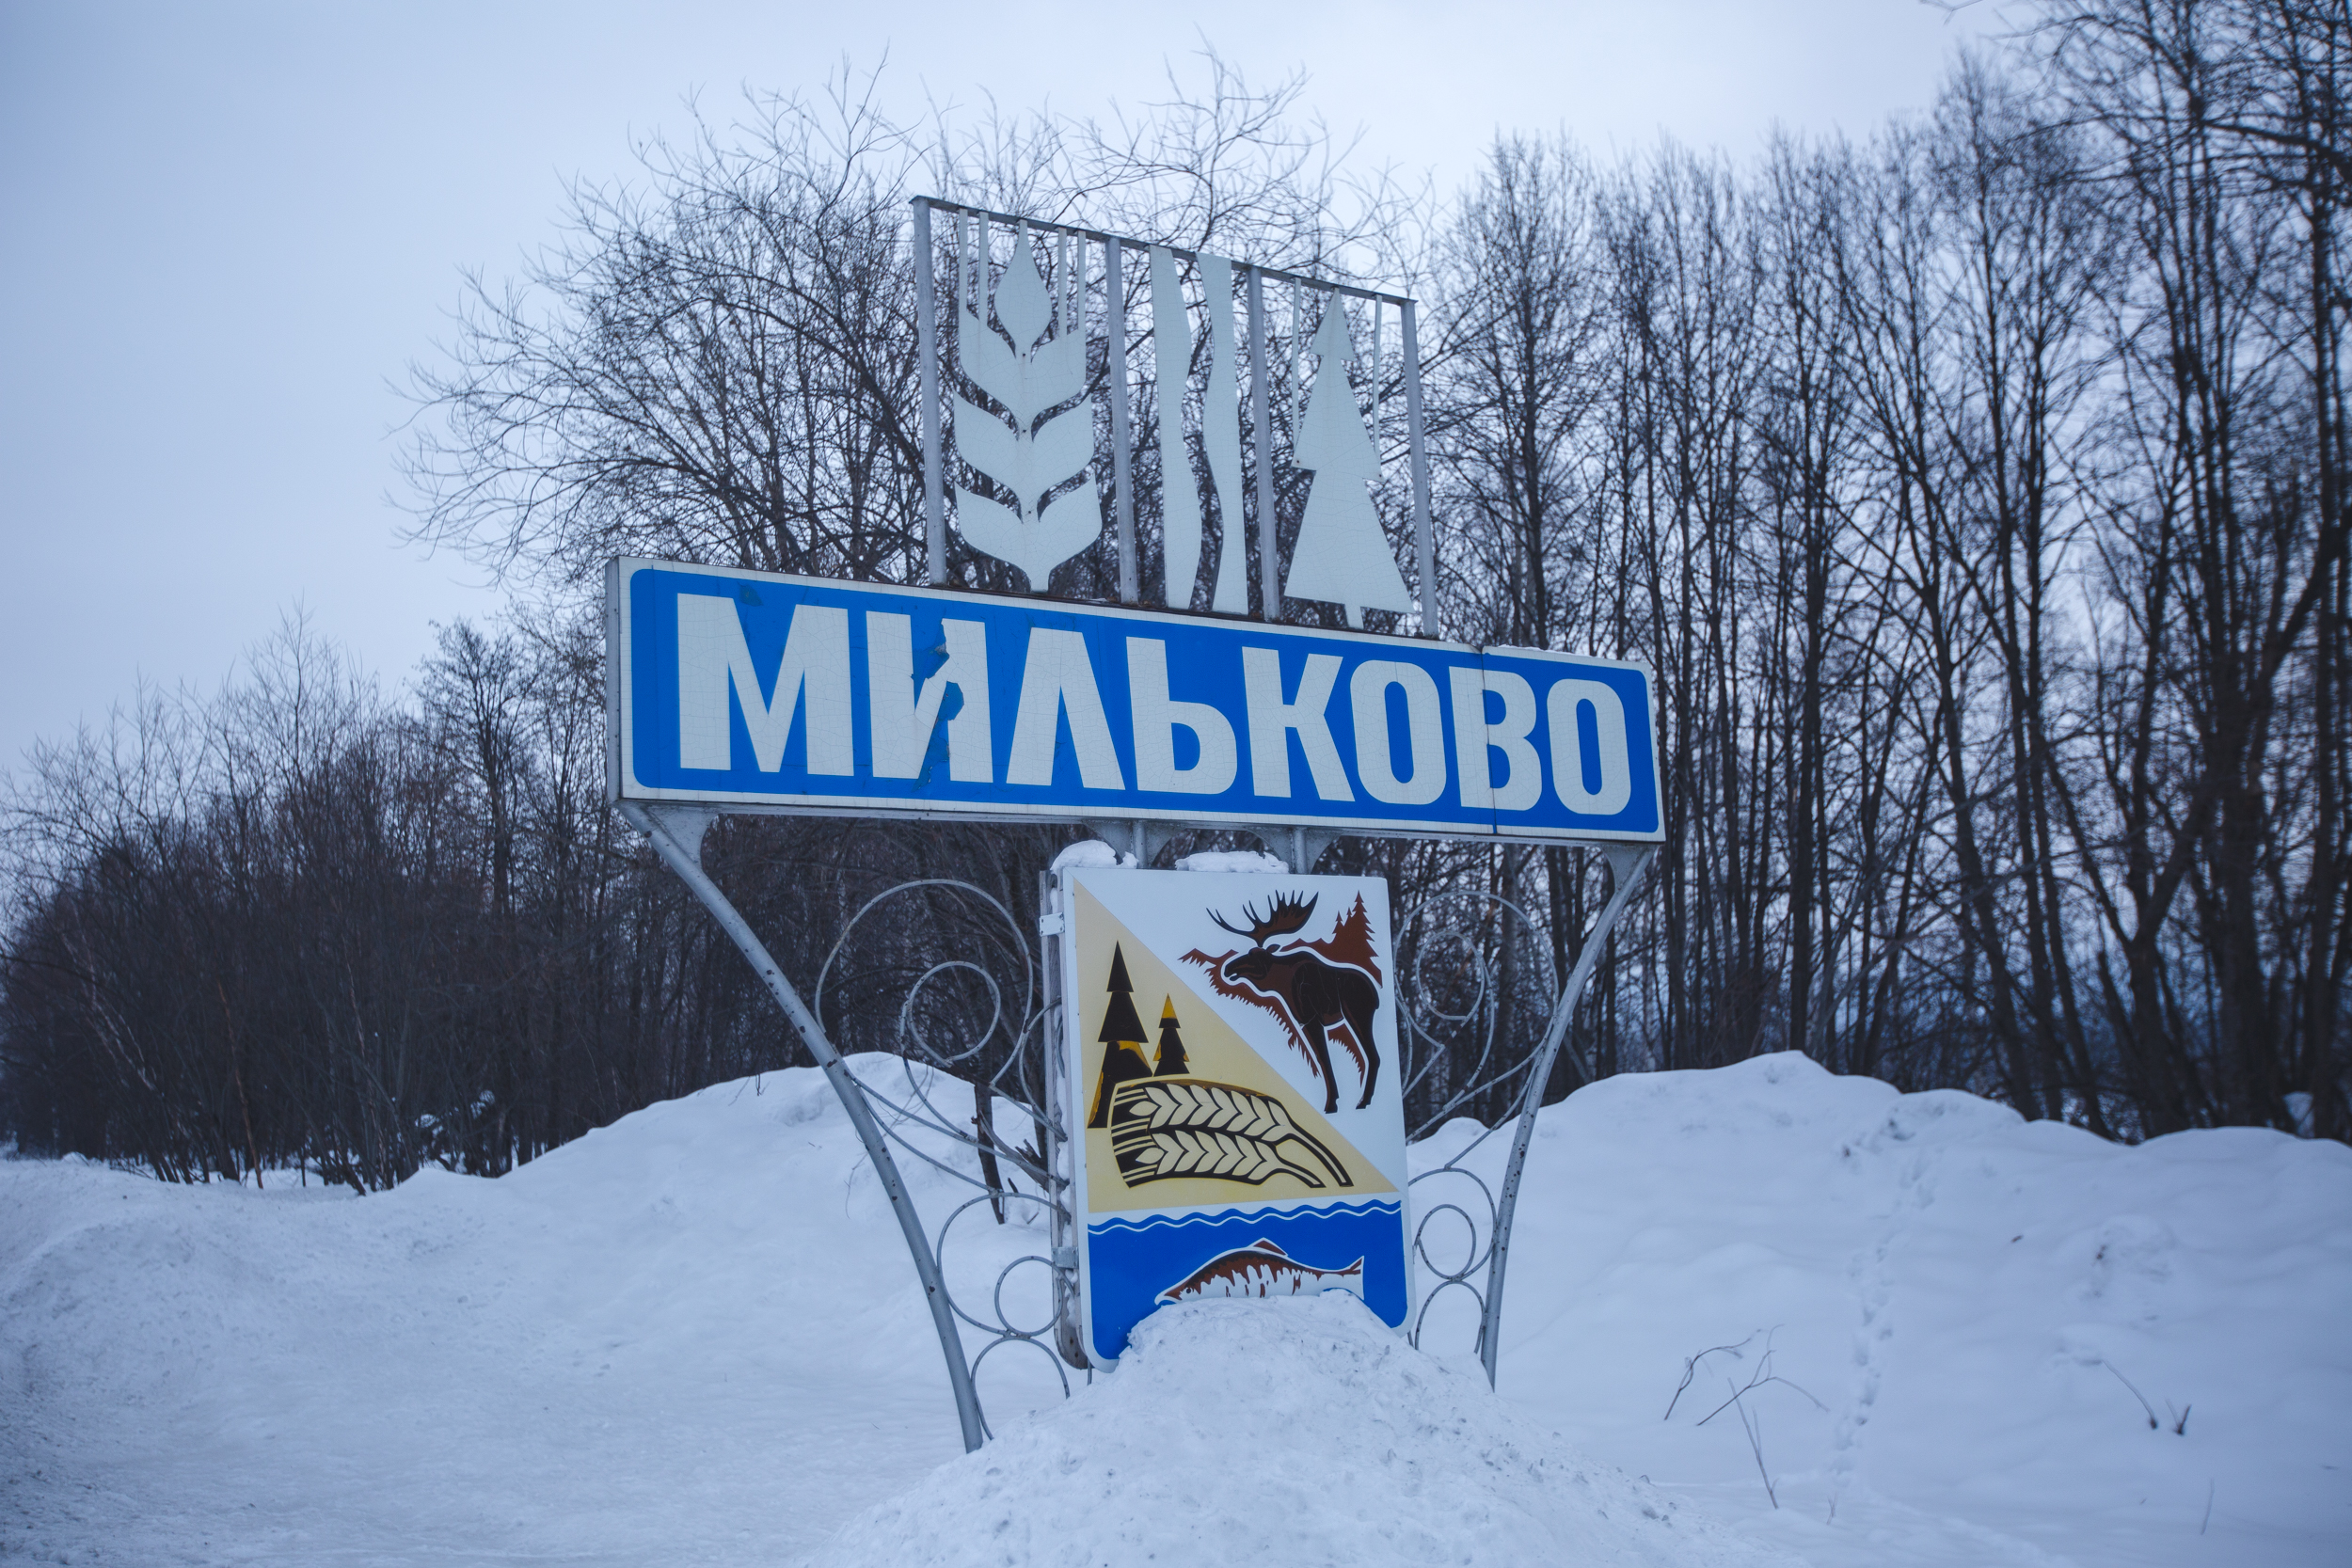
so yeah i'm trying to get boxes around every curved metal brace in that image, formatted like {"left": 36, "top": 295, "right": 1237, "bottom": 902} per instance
{"left": 621, "top": 801, "right": 989, "bottom": 1453}
{"left": 1477, "top": 843, "right": 1654, "bottom": 1389}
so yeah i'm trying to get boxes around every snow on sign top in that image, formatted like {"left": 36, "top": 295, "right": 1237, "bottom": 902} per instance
{"left": 1059, "top": 865, "right": 1410, "bottom": 1364}
{"left": 605, "top": 559, "right": 1664, "bottom": 844}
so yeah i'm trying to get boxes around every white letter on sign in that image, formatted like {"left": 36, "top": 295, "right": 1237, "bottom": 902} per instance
{"left": 677, "top": 595, "right": 852, "bottom": 774}
{"left": 1241, "top": 647, "right": 1353, "bottom": 800}
{"left": 1008, "top": 628, "right": 1128, "bottom": 789}
{"left": 866, "top": 613, "right": 993, "bottom": 782}
{"left": 1350, "top": 660, "right": 1447, "bottom": 805}
{"left": 1449, "top": 667, "right": 1542, "bottom": 813}
{"left": 1547, "top": 678, "right": 1632, "bottom": 815}
{"left": 1127, "top": 639, "right": 1237, "bottom": 794}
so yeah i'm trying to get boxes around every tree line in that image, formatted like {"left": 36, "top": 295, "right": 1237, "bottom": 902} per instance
{"left": 5, "top": 1, "right": 2344, "bottom": 1185}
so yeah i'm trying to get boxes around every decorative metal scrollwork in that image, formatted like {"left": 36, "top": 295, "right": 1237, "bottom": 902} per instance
{"left": 810, "top": 877, "right": 1077, "bottom": 1434}
{"left": 635, "top": 796, "right": 1654, "bottom": 1444}
{"left": 1394, "top": 887, "right": 1560, "bottom": 1361}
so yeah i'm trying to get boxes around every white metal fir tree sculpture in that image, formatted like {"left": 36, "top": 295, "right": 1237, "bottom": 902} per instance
{"left": 1283, "top": 303, "right": 1411, "bottom": 627}
{"left": 955, "top": 227, "right": 1101, "bottom": 591}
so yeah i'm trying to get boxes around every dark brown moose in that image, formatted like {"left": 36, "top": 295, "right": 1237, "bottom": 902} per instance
{"left": 1207, "top": 893, "right": 1382, "bottom": 1114}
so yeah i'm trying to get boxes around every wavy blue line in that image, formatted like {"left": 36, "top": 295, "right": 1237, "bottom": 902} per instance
{"left": 1089, "top": 1199, "right": 1400, "bottom": 1236}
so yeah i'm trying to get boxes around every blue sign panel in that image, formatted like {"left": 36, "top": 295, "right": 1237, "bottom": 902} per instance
{"left": 607, "top": 558, "right": 1662, "bottom": 843}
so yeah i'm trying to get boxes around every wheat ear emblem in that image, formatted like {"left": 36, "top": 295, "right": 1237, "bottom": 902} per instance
{"left": 954, "top": 222, "right": 1101, "bottom": 590}
{"left": 1107, "top": 1078, "right": 1351, "bottom": 1189}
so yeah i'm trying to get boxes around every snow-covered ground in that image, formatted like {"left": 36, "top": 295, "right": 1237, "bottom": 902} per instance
{"left": 3, "top": 1053, "right": 2346, "bottom": 1566}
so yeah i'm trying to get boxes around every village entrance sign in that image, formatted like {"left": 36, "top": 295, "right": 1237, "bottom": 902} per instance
{"left": 607, "top": 198, "right": 1664, "bottom": 1452}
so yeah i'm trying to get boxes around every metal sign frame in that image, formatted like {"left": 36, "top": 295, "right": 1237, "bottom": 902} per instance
{"left": 603, "top": 201, "right": 1670, "bottom": 1456}
{"left": 619, "top": 768, "right": 1652, "bottom": 1453}
{"left": 911, "top": 197, "right": 1438, "bottom": 630}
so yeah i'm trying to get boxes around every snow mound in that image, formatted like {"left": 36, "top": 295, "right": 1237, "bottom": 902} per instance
{"left": 1415, "top": 1052, "right": 2352, "bottom": 1565}
{"left": 6, "top": 1051, "right": 2347, "bottom": 1566}
{"left": 1173, "top": 848, "right": 1287, "bottom": 873}
{"left": 805, "top": 1292, "right": 1796, "bottom": 1568}
{"left": 1052, "top": 840, "right": 1124, "bottom": 870}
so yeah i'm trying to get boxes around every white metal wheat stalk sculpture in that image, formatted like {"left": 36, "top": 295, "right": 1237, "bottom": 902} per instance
{"left": 955, "top": 223, "right": 1101, "bottom": 591}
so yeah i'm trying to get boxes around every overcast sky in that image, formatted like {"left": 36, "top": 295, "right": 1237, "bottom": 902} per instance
{"left": 0, "top": 0, "right": 2010, "bottom": 774}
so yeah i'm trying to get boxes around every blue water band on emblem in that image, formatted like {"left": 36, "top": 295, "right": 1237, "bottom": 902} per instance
{"left": 1085, "top": 1199, "right": 1407, "bottom": 1361}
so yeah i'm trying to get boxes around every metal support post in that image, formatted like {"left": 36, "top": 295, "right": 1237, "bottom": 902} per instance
{"left": 1082, "top": 817, "right": 1177, "bottom": 867}
{"left": 620, "top": 800, "right": 987, "bottom": 1451}
{"left": 1402, "top": 299, "right": 1436, "bottom": 638}
{"left": 1107, "top": 236, "right": 1137, "bottom": 604}
{"left": 914, "top": 198, "right": 946, "bottom": 586}
{"left": 1040, "top": 870, "right": 1089, "bottom": 1369}
{"left": 1478, "top": 843, "right": 1654, "bottom": 1388}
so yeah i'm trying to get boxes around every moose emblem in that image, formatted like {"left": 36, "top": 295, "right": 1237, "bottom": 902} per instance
{"left": 1183, "top": 892, "right": 1384, "bottom": 1114}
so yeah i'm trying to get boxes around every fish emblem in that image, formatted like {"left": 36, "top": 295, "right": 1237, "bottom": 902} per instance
{"left": 1156, "top": 1238, "right": 1366, "bottom": 1305}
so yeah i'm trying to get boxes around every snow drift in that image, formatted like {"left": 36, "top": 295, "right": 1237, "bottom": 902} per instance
{"left": 806, "top": 1291, "right": 1792, "bottom": 1568}
{"left": 3, "top": 1052, "right": 2347, "bottom": 1567}
{"left": 1417, "top": 1054, "right": 2352, "bottom": 1564}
